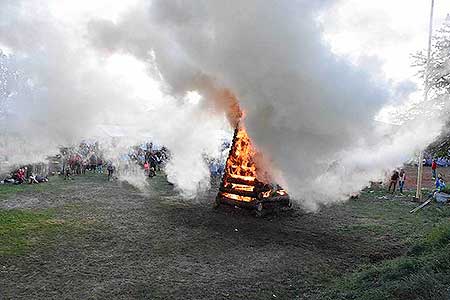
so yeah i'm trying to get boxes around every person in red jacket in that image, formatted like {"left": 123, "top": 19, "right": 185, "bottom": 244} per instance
{"left": 143, "top": 161, "right": 150, "bottom": 176}
{"left": 432, "top": 159, "right": 437, "bottom": 180}
{"left": 16, "top": 168, "right": 25, "bottom": 184}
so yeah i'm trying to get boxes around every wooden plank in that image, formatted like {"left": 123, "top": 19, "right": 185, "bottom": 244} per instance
{"left": 219, "top": 186, "right": 258, "bottom": 198}
{"left": 410, "top": 199, "right": 432, "bottom": 213}
{"left": 222, "top": 176, "right": 256, "bottom": 186}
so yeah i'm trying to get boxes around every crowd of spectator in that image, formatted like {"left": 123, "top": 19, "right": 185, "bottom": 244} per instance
{"left": 424, "top": 157, "right": 450, "bottom": 167}
{"left": 120, "top": 143, "right": 170, "bottom": 178}
{"left": 62, "top": 141, "right": 171, "bottom": 180}
{"left": 207, "top": 141, "right": 230, "bottom": 178}
{"left": 387, "top": 158, "right": 450, "bottom": 204}
{"left": 61, "top": 141, "right": 106, "bottom": 179}
{"left": 1, "top": 139, "right": 229, "bottom": 186}
{"left": 1, "top": 166, "right": 49, "bottom": 185}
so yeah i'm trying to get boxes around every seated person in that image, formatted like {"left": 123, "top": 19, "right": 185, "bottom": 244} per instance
{"left": 12, "top": 170, "right": 24, "bottom": 184}
{"left": 435, "top": 174, "right": 446, "bottom": 193}
{"left": 35, "top": 175, "right": 49, "bottom": 183}
{"left": 2, "top": 174, "right": 16, "bottom": 184}
{"left": 29, "top": 173, "right": 39, "bottom": 184}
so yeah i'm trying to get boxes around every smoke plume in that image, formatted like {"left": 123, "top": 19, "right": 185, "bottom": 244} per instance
{"left": 1, "top": 0, "right": 446, "bottom": 209}
{"left": 0, "top": 0, "right": 227, "bottom": 195}
{"left": 86, "top": 0, "right": 446, "bottom": 209}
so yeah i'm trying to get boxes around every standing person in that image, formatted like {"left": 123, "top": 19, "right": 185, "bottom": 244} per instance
{"left": 143, "top": 161, "right": 150, "bottom": 176}
{"left": 149, "top": 154, "right": 157, "bottom": 172}
{"left": 388, "top": 169, "right": 400, "bottom": 193}
{"left": 107, "top": 163, "right": 115, "bottom": 181}
{"left": 89, "top": 154, "right": 97, "bottom": 172}
{"left": 97, "top": 159, "right": 103, "bottom": 174}
{"left": 64, "top": 166, "right": 72, "bottom": 180}
{"left": 399, "top": 169, "right": 406, "bottom": 194}
{"left": 155, "top": 152, "right": 162, "bottom": 171}
{"left": 82, "top": 160, "right": 88, "bottom": 175}
{"left": 432, "top": 159, "right": 437, "bottom": 179}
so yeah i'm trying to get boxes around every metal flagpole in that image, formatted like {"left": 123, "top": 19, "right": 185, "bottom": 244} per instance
{"left": 416, "top": 0, "right": 435, "bottom": 201}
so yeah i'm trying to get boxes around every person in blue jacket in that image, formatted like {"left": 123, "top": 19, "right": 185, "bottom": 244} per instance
{"left": 435, "top": 174, "right": 446, "bottom": 193}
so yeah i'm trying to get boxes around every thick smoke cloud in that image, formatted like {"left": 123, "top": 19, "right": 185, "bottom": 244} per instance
{"left": 87, "top": 0, "right": 446, "bottom": 209}
{"left": 0, "top": 0, "right": 227, "bottom": 196}
{"left": 0, "top": 0, "right": 446, "bottom": 209}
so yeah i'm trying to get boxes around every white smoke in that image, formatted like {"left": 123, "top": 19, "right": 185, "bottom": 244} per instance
{"left": 0, "top": 0, "right": 228, "bottom": 195}
{"left": 85, "top": 0, "right": 447, "bottom": 209}
{"left": 0, "top": 1, "right": 447, "bottom": 209}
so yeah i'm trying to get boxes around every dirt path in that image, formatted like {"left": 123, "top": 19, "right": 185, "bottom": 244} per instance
{"left": 404, "top": 165, "right": 450, "bottom": 190}
{"left": 0, "top": 174, "right": 420, "bottom": 299}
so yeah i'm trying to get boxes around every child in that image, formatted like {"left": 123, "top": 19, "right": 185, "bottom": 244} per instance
{"left": 432, "top": 159, "right": 437, "bottom": 179}
{"left": 144, "top": 161, "right": 150, "bottom": 176}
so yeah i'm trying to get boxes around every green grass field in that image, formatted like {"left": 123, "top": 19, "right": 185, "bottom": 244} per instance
{"left": 0, "top": 175, "right": 85, "bottom": 255}
{"left": 0, "top": 209, "right": 64, "bottom": 255}
{"left": 0, "top": 176, "right": 64, "bottom": 199}
{"left": 1, "top": 174, "right": 449, "bottom": 299}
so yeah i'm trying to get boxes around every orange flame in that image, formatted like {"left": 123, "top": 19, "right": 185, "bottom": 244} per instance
{"left": 201, "top": 83, "right": 290, "bottom": 204}
{"left": 224, "top": 124, "right": 257, "bottom": 181}
{"left": 221, "top": 192, "right": 253, "bottom": 202}
{"left": 219, "top": 122, "right": 290, "bottom": 203}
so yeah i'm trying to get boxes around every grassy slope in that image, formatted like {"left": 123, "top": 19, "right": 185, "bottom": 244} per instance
{"left": 320, "top": 224, "right": 450, "bottom": 300}
{"left": 318, "top": 189, "right": 450, "bottom": 300}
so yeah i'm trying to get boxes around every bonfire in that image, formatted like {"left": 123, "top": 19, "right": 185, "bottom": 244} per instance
{"left": 215, "top": 121, "right": 291, "bottom": 214}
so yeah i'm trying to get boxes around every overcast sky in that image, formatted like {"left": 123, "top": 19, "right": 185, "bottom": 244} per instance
{"left": 323, "top": 0, "right": 450, "bottom": 84}
{"left": 51, "top": 0, "right": 450, "bottom": 90}
{"left": 3, "top": 0, "right": 450, "bottom": 102}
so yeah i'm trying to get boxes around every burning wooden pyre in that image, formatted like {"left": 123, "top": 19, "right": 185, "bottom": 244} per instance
{"left": 215, "top": 123, "right": 291, "bottom": 214}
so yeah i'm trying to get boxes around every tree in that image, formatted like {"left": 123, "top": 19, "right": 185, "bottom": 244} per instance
{"left": 410, "top": 15, "right": 450, "bottom": 158}
{"left": 412, "top": 14, "right": 450, "bottom": 97}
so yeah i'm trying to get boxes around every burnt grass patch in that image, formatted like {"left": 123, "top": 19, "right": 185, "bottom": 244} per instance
{"left": 0, "top": 174, "right": 449, "bottom": 299}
